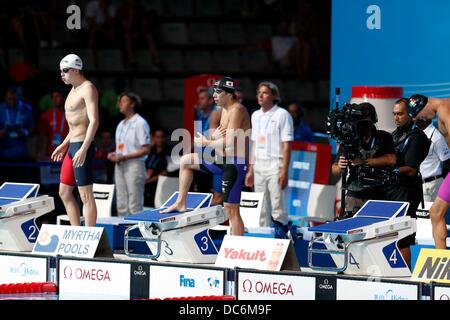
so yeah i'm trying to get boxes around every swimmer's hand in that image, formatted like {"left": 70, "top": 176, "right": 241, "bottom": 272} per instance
{"left": 211, "top": 125, "right": 226, "bottom": 141}
{"left": 72, "top": 147, "right": 87, "bottom": 168}
{"left": 194, "top": 132, "right": 209, "bottom": 147}
{"left": 51, "top": 144, "right": 69, "bottom": 162}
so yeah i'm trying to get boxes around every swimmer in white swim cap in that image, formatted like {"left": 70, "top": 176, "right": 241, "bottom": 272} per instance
{"left": 53, "top": 53, "right": 100, "bottom": 227}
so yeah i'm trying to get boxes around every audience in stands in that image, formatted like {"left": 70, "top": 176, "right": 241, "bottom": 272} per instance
{"left": 85, "top": 0, "right": 118, "bottom": 67}
{"left": 0, "top": 86, "right": 35, "bottom": 160}
{"left": 116, "top": 0, "right": 162, "bottom": 69}
{"left": 26, "top": 0, "right": 58, "bottom": 48}
{"left": 144, "top": 128, "right": 169, "bottom": 207}
{"left": 36, "top": 90, "right": 69, "bottom": 160}
{"left": 287, "top": 101, "right": 314, "bottom": 142}
{"left": 0, "top": 86, "right": 36, "bottom": 183}
{"left": 94, "top": 130, "right": 115, "bottom": 183}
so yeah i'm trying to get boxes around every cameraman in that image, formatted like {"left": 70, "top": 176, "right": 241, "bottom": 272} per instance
{"left": 386, "top": 98, "right": 430, "bottom": 266}
{"left": 331, "top": 103, "right": 396, "bottom": 217}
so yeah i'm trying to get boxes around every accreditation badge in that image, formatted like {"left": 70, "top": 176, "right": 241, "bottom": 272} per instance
{"left": 257, "top": 135, "right": 266, "bottom": 149}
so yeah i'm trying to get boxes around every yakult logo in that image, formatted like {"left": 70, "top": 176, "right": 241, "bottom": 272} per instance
{"left": 63, "top": 266, "right": 111, "bottom": 282}
{"left": 242, "top": 279, "right": 294, "bottom": 296}
{"left": 224, "top": 248, "right": 267, "bottom": 261}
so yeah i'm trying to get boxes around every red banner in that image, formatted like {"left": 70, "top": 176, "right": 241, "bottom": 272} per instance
{"left": 291, "top": 141, "right": 332, "bottom": 184}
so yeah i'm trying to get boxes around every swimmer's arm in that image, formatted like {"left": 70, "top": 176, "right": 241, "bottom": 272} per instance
{"left": 209, "top": 108, "right": 221, "bottom": 131}
{"left": 80, "top": 84, "right": 99, "bottom": 151}
{"left": 60, "top": 131, "right": 71, "bottom": 148}
{"left": 205, "top": 108, "right": 243, "bottom": 150}
{"left": 120, "top": 144, "right": 151, "bottom": 161}
{"left": 439, "top": 113, "right": 450, "bottom": 147}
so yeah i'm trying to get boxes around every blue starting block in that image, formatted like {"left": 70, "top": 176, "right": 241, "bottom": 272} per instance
{"left": 308, "top": 200, "right": 415, "bottom": 277}
{"left": 124, "top": 192, "right": 227, "bottom": 263}
{"left": 0, "top": 182, "right": 54, "bottom": 251}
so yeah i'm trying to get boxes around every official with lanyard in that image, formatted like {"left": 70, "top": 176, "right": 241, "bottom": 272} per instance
{"left": 5, "top": 100, "right": 31, "bottom": 138}
{"left": 246, "top": 81, "right": 293, "bottom": 231}
{"left": 107, "top": 92, "right": 151, "bottom": 216}
{"left": 0, "top": 87, "right": 35, "bottom": 159}
{"left": 386, "top": 98, "right": 430, "bottom": 267}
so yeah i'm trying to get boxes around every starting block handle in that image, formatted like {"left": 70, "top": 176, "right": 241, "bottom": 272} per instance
{"left": 307, "top": 234, "right": 349, "bottom": 273}
{"left": 124, "top": 224, "right": 162, "bottom": 260}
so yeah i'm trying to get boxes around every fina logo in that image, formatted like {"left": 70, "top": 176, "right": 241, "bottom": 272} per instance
{"left": 208, "top": 276, "right": 220, "bottom": 289}
{"left": 10, "top": 263, "right": 39, "bottom": 277}
{"left": 179, "top": 274, "right": 195, "bottom": 288}
{"left": 439, "top": 294, "right": 450, "bottom": 300}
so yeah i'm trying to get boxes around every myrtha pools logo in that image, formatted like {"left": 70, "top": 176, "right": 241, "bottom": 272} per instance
{"left": 34, "top": 230, "right": 59, "bottom": 252}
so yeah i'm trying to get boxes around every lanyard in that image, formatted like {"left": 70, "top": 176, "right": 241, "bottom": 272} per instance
{"left": 5, "top": 101, "right": 22, "bottom": 125}
{"left": 258, "top": 107, "right": 277, "bottom": 154}
{"left": 53, "top": 110, "right": 65, "bottom": 134}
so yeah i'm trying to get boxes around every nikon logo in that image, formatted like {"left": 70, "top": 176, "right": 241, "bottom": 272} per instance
{"left": 417, "top": 257, "right": 450, "bottom": 280}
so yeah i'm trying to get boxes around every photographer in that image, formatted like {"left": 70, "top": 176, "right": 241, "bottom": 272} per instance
{"left": 386, "top": 98, "right": 430, "bottom": 266}
{"left": 331, "top": 103, "right": 396, "bottom": 217}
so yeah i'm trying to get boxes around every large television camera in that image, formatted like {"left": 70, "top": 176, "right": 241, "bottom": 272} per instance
{"left": 326, "top": 102, "right": 371, "bottom": 160}
{"left": 328, "top": 89, "right": 400, "bottom": 219}
{"left": 353, "top": 166, "right": 401, "bottom": 189}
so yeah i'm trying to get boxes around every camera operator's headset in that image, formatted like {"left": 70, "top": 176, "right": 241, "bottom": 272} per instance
{"left": 358, "top": 102, "right": 378, "bottom": 124}
{"left": 356, "top": 103, "right": 378, "bottom": 150}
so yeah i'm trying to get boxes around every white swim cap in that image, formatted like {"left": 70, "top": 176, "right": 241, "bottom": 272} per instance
{"left": 60, "top": 54, "right": 83, "bottom": 70}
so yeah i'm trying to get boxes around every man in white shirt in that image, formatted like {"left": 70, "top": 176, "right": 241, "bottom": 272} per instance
{"left": 107, "top": 92, "right": 151, "bottom": 215}
{"left": 245, "top": 81, "right": 294, "bottom": 228}
{"left": 417, "top": 118, "right": 450, "bottom": 202}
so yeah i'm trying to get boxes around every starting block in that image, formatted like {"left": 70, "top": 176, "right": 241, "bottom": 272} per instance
{"left": 308, "top": 200, "right": 416, "bottom": 277}
{"left": 0, "top": 182, "right": 55, "bottom": 251}
{"left": 124, "top": 192, "right": 227, "bottom": 263}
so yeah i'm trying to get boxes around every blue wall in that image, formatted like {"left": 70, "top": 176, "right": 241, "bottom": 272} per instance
{"left": 331, "top": 0, "right": 450, "bottom": 104}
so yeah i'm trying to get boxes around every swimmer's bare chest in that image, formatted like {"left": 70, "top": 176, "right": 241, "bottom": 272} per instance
{"left": 65, "top": 90, "right": 88, "bottom": 141}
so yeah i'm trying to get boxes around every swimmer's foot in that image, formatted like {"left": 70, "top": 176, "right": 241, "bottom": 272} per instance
{"left": 160, "top": 202, "right": 187, "bottom": 214}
